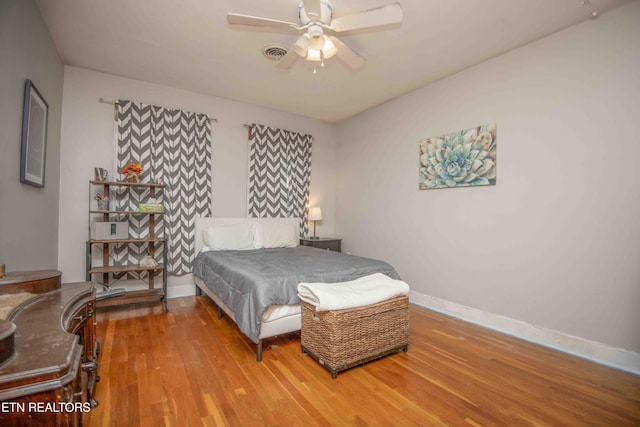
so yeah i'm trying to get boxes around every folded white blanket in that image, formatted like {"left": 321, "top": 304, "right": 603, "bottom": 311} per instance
{"left": 297, "top": 273, "right": 410, "bottom": 312}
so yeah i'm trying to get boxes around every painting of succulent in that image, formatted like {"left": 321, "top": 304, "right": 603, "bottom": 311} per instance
{"left": 419, "top": 122, "right": 497, "bottom": 190}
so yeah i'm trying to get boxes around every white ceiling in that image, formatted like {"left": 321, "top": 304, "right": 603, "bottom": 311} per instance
{"left": 36, "top": 0, "right": 631, "bottom": 123}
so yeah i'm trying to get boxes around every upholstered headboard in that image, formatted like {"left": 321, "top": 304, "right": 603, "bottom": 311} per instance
{"left": 194, "top": 217, "right": 300, "bottom": 254}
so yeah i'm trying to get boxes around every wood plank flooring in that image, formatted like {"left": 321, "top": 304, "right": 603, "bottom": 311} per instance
{"left": 84, "top": 296, "right": 640, "bottom": 426}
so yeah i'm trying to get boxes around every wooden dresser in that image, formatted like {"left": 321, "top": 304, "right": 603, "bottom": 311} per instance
{"left": 0, "top": 270, "right": 98, "bottom": 426}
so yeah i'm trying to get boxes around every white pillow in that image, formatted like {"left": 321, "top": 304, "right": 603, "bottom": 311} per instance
{"left": 205, "top": 223, "right": 255, "bottom": 251}
{"left": 252, "top": 222, "right": 298, "bottom": 249}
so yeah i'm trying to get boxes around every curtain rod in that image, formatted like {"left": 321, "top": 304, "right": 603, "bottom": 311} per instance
{"left": 98, "top": 97, "right": 218, "bottom": 123}
{"left": 244, "top": 124, "right": 253, "bottom": 140}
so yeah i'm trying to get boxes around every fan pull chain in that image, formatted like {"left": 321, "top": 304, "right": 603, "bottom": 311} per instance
{"left": 314, "top": 50, "right": 324, "bottom": 74}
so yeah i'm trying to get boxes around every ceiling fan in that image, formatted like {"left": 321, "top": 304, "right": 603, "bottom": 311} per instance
{"left": 226, "top": 0, "right": 403, "bottom": 71}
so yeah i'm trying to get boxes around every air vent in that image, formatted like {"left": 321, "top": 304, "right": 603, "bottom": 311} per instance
{"left": 262, "top": 44, "right": 289, "bottom": 62}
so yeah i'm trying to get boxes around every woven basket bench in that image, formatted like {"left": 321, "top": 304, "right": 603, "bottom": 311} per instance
{"left": 301, "top": 295, "right": 409, "bottom": 378}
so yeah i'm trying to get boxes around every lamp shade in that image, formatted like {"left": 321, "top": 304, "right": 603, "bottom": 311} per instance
{"left": 308, "top": 25, "right": 325, "bottom": 50}
{"left": 293, "top": 34, "right": 310, "bottom": 57}
{"left": 306, "top": 48, "right": 321, "bottom": 62}
{"left": 321, "top": 35, "right": 337, "bottom": 59}
{"left": 309, "top": 207, "right": 323, "bottom": 221}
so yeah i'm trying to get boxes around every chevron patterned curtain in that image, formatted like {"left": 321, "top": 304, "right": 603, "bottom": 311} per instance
{"left": 114, "top": 100, "right": 212, "bottom": 276}
{"left": 247, "top": 123, "right": 313, "bottom": 238}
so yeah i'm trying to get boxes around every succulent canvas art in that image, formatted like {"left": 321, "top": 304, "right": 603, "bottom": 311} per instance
{"left": 419, "top": 122, "right": 497, "bottom": 190}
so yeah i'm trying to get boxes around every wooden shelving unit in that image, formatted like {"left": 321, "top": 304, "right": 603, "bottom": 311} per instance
{"left": 86, "top": 180, "right": 168, "bottom": 311}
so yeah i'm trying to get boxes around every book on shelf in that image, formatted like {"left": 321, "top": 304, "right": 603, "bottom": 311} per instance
{"left": 138, "top": 203, "right": 163, "bottom": 213}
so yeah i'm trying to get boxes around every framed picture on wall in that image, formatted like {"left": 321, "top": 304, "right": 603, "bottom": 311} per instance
{"left": 419, "top": 122, "right": 497, "bottom": 190}
{"left": 20, "top": 79, "right": 49, "bottom": 188}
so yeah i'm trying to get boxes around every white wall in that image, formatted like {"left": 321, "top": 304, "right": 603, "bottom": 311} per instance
{"left": 336, "top": 1, "right": 640, "bottom": 369}
{"left": 0, "top": 0, "right": 64, "bottom": 271}
{"left": 58, "top": 67, "right": 337, "bottom": 294}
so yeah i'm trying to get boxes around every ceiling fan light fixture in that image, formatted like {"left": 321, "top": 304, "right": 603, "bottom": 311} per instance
{"left": 310, "top": 36, "right": 324, "bottom": 51}
{"left": 227, "top": 1, "right": 403, "bottom": 72}
{"left": 293, "top": 34, "right": 310, "bottom": 56}
{"left": 306, "top": 48, "right": 322, "bottom": 62}
{"left": 308, "top": 25, "right": 325, "bottom": 50}
{"left": 321, "top": 35, "right": 337, "bottom": 59}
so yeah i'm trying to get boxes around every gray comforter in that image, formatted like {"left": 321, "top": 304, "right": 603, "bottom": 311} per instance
{"left": 192, "top": 246, "right": 400, "bottom": 343}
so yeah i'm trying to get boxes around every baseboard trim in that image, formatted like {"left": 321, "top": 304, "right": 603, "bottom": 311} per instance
{"left": 167, "top": 283, "right": 196, "bottom": 299}
{"left": 409, "top": 290, "right": 640, "bottom": 376}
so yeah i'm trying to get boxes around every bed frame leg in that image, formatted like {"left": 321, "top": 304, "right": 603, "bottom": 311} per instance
{"left": 256, "top": 340, "right": 263, "bottom": 362}
{"left": 195, "top": 285, "right": 202, "bottom": 296}
{"left": 217, "top": 306, "right": 223, "bottom": 320}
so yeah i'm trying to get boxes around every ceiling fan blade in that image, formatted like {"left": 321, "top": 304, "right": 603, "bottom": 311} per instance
{"left": 227, "top": 13, "right": 299, "bottom": 31}
{"left": 329, "top": 3, "right": 403, "bottom": 32}
{"left": 302, "top": 0, "right": 322, "bottom": 19}
{"left": 276, "top": 48, "right": 299, "bottom": 70}
{"left": 329, "top": 36, "right": 366, "bottom": 70}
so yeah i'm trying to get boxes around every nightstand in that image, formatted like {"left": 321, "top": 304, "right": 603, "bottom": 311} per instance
{"left": 300, "top": 238, "right": 342, "bottom": 252}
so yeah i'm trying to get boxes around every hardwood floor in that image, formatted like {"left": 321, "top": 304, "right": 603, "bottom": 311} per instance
{"left": 84, "top": 296, "right": 640, "bottom": 426}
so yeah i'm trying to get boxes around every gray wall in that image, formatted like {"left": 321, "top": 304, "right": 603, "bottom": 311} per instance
{"left": 336, "top": 2, "right": 640, "bottom": 355}
{"left": 0, "top": 0, "right": 64, "bottom": 271}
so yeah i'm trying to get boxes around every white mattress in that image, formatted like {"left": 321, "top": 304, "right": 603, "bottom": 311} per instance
{"left": 262, "top": 304, "right": 300, "bottom": 322}
{"left": 195, "top": 276, "right": 302, "bottom": 340}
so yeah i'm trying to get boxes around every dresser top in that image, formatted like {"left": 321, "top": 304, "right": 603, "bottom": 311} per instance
{"left": 0, "top": 282, "right": 94, "bottom": 397}
{"left": 0, "top": 269, "right": 62, "bottom": 294}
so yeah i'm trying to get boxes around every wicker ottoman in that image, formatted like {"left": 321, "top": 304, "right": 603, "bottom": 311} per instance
{"left": 301, "top": 295, "right": 409, "bottom": 378}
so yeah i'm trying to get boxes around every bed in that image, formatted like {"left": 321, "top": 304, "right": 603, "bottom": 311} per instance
{"left": 192, "top": 217, "right": 400, "bottom": 361}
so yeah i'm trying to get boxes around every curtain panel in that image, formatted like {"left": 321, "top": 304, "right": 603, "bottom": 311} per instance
{"left": 247, "top": 123, "right": 313, "bottom": 238}
{"left": 115, "top": 100, "right": 212, "bottom": 276}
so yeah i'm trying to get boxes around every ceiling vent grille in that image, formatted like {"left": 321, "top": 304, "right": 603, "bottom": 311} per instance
{"left": 262, "top": 44, "right": 289, "bottom": 62}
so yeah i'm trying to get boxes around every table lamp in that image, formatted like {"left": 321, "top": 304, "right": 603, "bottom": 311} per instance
{"left": 309, "top": 207, "right": 323, "bottom": 239}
